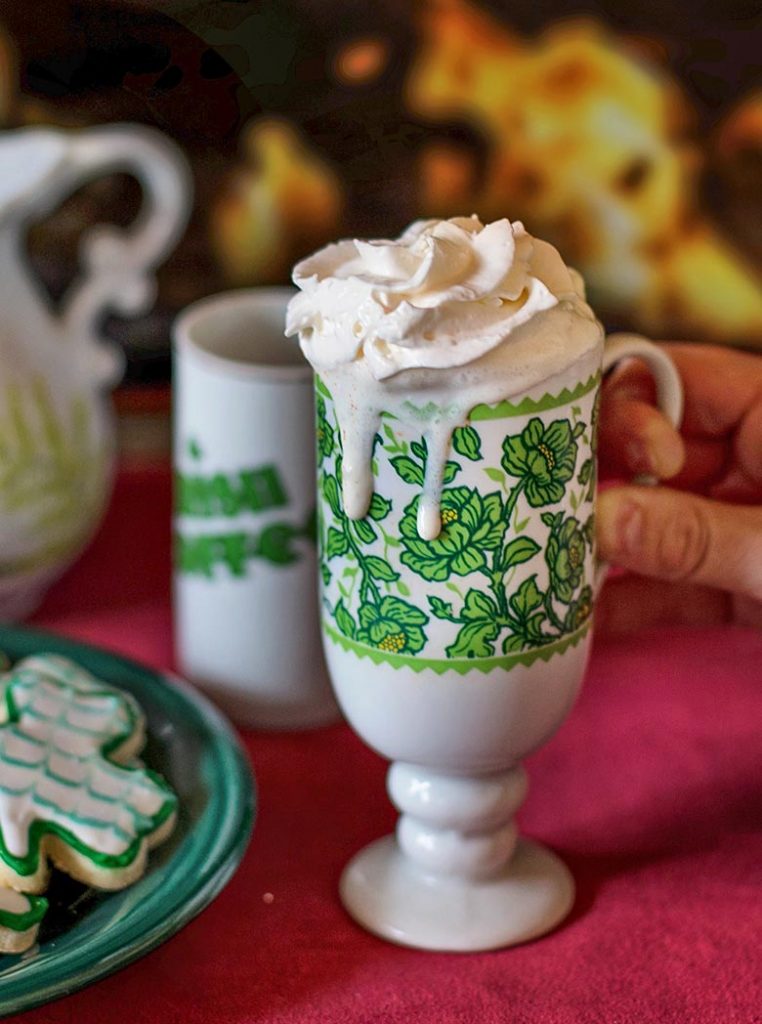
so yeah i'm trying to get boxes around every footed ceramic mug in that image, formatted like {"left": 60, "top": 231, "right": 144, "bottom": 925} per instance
{"left": 316, "top": 333, "right": 682, "bottom": 951}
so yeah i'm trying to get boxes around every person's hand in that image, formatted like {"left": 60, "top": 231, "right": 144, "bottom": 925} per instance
{"left": 595, "top": 343, "right": 762, "bottom": 633}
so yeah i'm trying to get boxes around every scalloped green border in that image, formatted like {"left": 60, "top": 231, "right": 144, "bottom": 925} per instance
{"left": 469, "top": 373, "right": 600, "bottom": 419}
{"left": 316, "top": 372, "right": 600, "bottom": 421}
{"left": 323, "top": 618, "right": 592, "bottom": 675}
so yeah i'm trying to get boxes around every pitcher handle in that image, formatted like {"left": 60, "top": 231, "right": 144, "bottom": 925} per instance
{"left": 61, "top": 124, "right": 192, "bottom": 386}
{"left": 594, "top": 333, "right": 684, "bottom": 595}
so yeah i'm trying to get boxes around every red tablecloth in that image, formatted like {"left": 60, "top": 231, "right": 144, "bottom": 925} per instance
{"left": 12, "top": 465, "right": 762, "bottom": 1024}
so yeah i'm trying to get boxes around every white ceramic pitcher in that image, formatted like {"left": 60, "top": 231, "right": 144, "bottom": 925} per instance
{"left": 0, "top": 124, "right": 191, "bottom": 620}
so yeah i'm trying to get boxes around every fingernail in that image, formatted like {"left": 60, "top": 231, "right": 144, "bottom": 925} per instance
{"left": 616, "top": 499, "right": 644, "bottom": 555}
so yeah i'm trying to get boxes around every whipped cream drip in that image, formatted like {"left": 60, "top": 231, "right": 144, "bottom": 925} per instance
{"left": 287, "top": 216, "right": 602, "bottom": 539}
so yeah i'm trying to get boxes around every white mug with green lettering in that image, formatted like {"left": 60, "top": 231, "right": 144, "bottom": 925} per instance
{"left": 173, "top": 288, "right": 338, "bottom": 730}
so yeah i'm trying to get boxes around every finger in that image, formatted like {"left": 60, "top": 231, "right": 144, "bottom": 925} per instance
{"left": 595, "top": 573, "right": 731, "bottom": 636}
{"left": 661, "top": 343, "right": 762, "bottom": 438}
{"left": 669, "top": 436, "right": 729, "bottom": 492}
{"left": 721, "top": 398, "right": 762, "bottom": 494}
{"left": 598, "top": 394, "right": 684, "bottom": 479}
{"left": 597, "top": 485, "right": 762, "bottom": 600}
{"left": 710, "top": 467, "right": 762, "bottom": 503}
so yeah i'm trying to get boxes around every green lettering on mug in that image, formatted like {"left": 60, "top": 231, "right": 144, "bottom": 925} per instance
{"left": 176, "top": 464, "right": 289, "bottom": 518}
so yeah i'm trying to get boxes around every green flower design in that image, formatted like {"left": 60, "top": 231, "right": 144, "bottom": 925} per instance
{"left": 501, "top": 417, "right": 579, "bottom": 506}
{"left": 399, "top": 487, "right": 504, "bottom": 582}
{"left": 564, "top": 585, "right": 593, "bottom": 631}
{"left": 545, "top": 515, "right": 586, "bottom": 604}
{"left": 356, "top": 596, "right": 429, "bottom": 654}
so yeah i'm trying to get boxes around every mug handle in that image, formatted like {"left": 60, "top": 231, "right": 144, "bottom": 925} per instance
{"left": 594, "top": 333, "right": 684, "bottom": 595}
{"left": 60, "top": 124, "right": 192, "bottom": 387}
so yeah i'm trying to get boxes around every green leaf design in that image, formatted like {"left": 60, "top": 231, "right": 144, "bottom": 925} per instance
{"left": 315, "top": 397, "right": 335, "bottom": 461}
{"left": 442, "top": 461, "right": 460, "bottom": 484}
{"left": 572, "top": 421, "right": 586, "bottom": 439}
{"left": 446, "top": 619, "right": 499, "bottom": 658}
{"left": 320, "top": 563, "right": 332, "bottom": 587}
{"left": 582, "top": 514, "right": 595, "bottom": 548}
{"left": 368, "top": 494, "right": 392, "bottom": 521}
{"left": 410, "top": 439, "right": 427, "bottom": 461}
{"left": 452, "top": 425, "right": 482, "bottom": 461}
{"left": 525, "top": 611, "right": 546, "bottom": 642}
{"left": 484, "top": 467, "right": 506, "bottom": 484}
{"left": 502, "top": 633, "right": 525, "bottom": 654}
{"left": 353, "top": 519, "right": 377, "bottom": 544}
{"left": 502, "top": 536, "right": 541, "bottom": 569}
{"left": 396, "top": 580, "right": 411, "bottom": 596}
{"left": 461, "top": 588, "right": 499, "bottom": 621}
{"left": 335, "top": 599, "right": 356, "bottom": 639}
{"left": 391, "top": 456, "right": 425, "bottom": 486}
{"left": 577, "top": 458, "right": 593, "bottom": 486}
{"left": 510, "top": 576, "right": 543, "bottom": 618}
{"left": 364, "top": 556, "right": 400, "bottom": 582}
{"left": 382, "top": 423, "right": 397, "bottom": 444}
{"left": 356, "top": 596, "right": 429, "bottom": 654}
{"left": 322, "top": 475, "right": 342, "bottom": 518}
{"left": 428, "top": 595, "right": 456, "bottom": 620}
{"left": 326, "top": 526, "right": 349, "bottom": 559}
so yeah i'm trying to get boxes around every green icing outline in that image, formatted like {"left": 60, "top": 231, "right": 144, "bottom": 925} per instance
{"left": 0, "top": 892, "right": 48, "bottom": 933}
{"left": 0, "top": 669, "right": 178, "bottom": 878}
{"left": 323, "top": 618, "right": 591, "bottom": 675}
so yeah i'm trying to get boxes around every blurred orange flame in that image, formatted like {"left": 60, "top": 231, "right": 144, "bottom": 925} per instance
{"left": 408, "top": 0, "right": 762, "bottom": 345}
{"left": 333, "top": 37, "right": 390, "bottom": 85}
{"left": 210, "top": 118, "right": 343, "bottom": 286}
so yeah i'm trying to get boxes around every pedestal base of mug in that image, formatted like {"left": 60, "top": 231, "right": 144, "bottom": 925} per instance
{"left": 339, "top": 835, "right": 574, "bottom": 952}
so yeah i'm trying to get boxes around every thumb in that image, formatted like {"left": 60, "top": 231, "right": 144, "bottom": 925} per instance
{"left": 597, "top": 486, "right": 762, "bottom": 600}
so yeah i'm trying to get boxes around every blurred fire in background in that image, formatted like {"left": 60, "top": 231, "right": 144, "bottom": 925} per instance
{"left": 0, "top": 0, "right": 760, "bottom": 391}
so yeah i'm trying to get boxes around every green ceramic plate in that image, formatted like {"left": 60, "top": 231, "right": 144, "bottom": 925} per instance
{"left": 0, "top": 624, "right": 255, "bottom": 1016}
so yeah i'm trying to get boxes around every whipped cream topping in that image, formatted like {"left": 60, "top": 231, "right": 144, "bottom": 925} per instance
{"left": 287, "top": 216, "right": 602, "bottom": 539}
{"left": 287, "top": 215, "right": 585, "bottom": 379}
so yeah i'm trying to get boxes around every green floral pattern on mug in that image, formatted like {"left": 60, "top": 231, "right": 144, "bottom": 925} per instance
{"left": 316, "top": 374, "right": 599, "bottom": 672}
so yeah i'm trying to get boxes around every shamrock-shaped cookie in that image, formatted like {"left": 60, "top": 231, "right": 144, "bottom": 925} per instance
{"left": 0, "top": 654, "right": 177, "bottom": 895}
